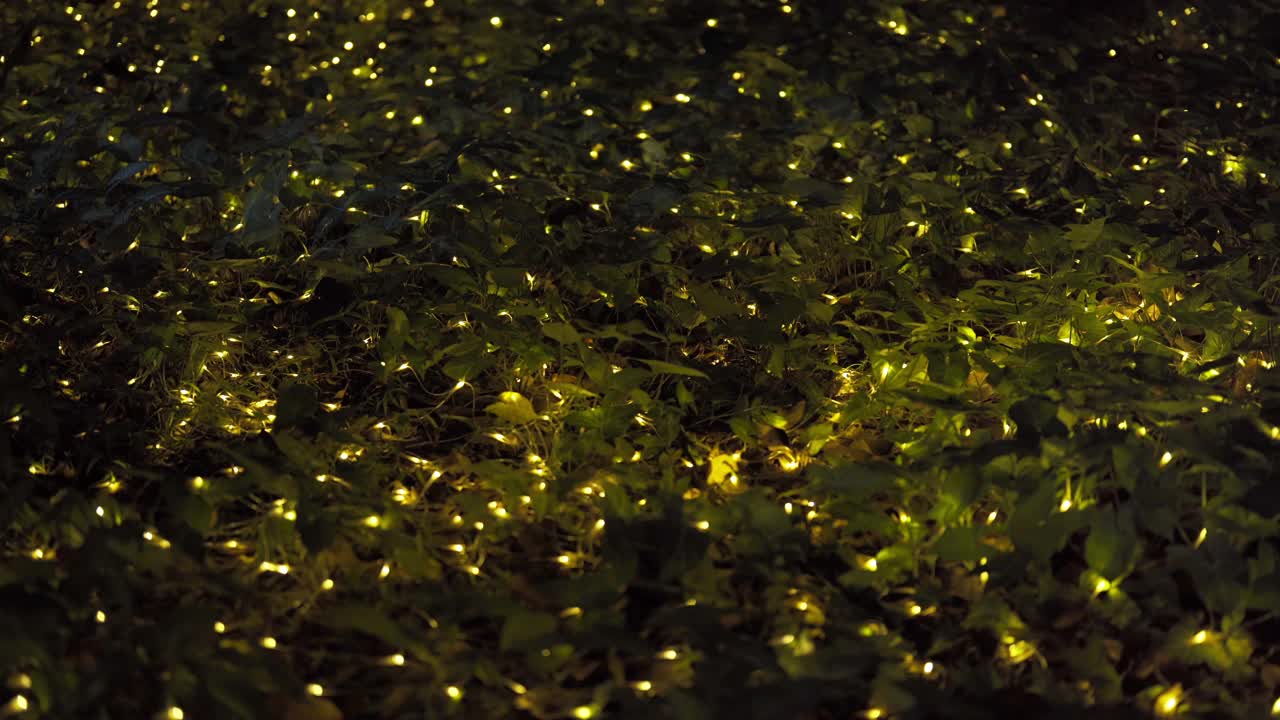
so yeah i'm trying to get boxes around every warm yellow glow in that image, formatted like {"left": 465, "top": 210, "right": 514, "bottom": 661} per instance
{"left": 445, "top": 685, "right": 462, "bottom": 700}
{"left": 306, "top": 684, "right": 324, "bottom": 696}
{"left": 573, "top": 707, "right": 594, "bottom": 719}
{"left": 1190, "top": 629, "right": 1209, "bottom": 644}
{"left": 1155, "top": 686, "right": 1181, "bottom": 715}
{"left": 1159, "top": 451, "right": 1173, "bottom": 468}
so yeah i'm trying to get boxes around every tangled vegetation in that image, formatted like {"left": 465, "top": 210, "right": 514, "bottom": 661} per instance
{"left": 3, "top": 0, "right": 1280, "bottom": 718}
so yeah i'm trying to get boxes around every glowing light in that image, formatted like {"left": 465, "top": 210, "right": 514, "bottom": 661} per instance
{"left": 445, "top": 686, "right": 462, "bottom": 700}
{"left": 1159, "top": 451, "right": 1173, "bottom": 468}
{"left": 573, "top": 707, "right": 594, "bottom": 719}
{"left": 306, "top": 684, "right": 324, "bottom": 697}
{"left": 489, "top": 16, "right": 502, "bottom": 27}
{"left": 1155, "top": 686, "right": 1181, "bottom": 715}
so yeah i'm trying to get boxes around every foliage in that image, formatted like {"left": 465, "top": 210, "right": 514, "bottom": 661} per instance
{"left": 2, "top": 0, "right": 1280, "bottom": 718}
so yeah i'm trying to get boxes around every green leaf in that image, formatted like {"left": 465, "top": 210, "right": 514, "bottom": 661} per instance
{"left": 1085, "top": 506, "right": 1140, "bottom": 580}
{"left": 807, "top": 462, "right": 898, "bottom": 499}
{"left": 485, "top": 391, "right": 539, "bottom": 424}
{"left": 690, "top": 283, "right": 740, "bottom": 318}
{"left": 1065, "top": 218, "right": 1106, "bottom": 249}
{"left": 542, "top": 322, "right": 582, "bottom": 345}
{"left": 637, "top": 359, "right": 709, "bottom": 379}
{"left": 933, "top": 525, "right": 987, "bottom": 563}
{"left": 381, "top": 306, "right": 410, "bottom": 362}
{"left": 319, "top": 604, "right": 415, "bottom": 649}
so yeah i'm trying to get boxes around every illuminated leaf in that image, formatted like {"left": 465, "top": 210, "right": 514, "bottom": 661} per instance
{"left": 486, "top": 391, "right": 539, "bottom": 424}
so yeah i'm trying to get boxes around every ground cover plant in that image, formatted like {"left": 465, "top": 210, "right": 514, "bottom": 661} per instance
{"left": 3, "top": 0, "right": 1280, "bottom": 718}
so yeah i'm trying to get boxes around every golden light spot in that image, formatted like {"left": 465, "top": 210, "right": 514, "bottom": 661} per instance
{"left": 1155, "top": 686, "right": 1181, "bottom": 715}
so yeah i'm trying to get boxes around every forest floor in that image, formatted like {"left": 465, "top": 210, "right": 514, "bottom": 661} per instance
{"left": 2, "top": 1, "right": 1280, "bottom": 718}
